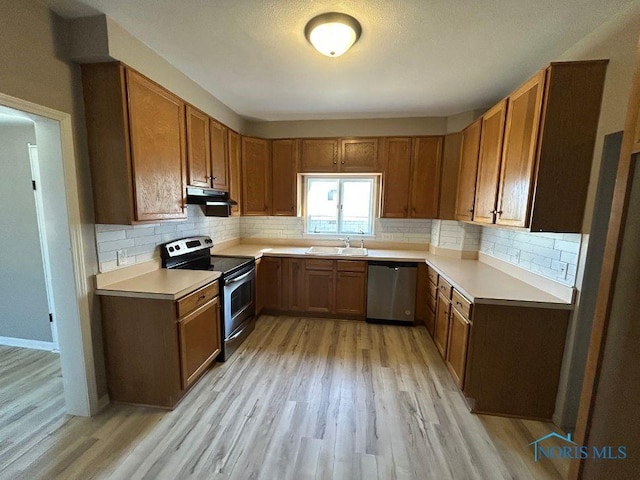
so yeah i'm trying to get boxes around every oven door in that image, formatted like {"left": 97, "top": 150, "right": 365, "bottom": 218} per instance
{"left": 223, "top": 266, "right": 256, "bottom": 340}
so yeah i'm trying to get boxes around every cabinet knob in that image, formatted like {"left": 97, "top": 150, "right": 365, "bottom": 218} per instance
{"left": 468, "top": 208, "right": 474, "bottom": 213}
{"left": 341, "top": 161, "right": 345, "bottom": 164}
{"left": 496, "top": 210, "right": 503, "bottom": 215}
{"left": 489, "top": 210, "right": 496, "bottom": 214}
{"left": 212, "top": 176, "right": 217, "bottom": 180}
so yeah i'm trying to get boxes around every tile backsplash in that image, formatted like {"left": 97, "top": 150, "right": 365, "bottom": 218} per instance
{"left": 96, "top": 205, "right": 240, "bottom": 272}
{"left": 480, "top": 227, "right": 582, "bottom": 286}
{"left": 430, "top": 220, "right": 480, "bottom": 251}
{"left": 240, "top": 216, "right": 432, "bottom": 244}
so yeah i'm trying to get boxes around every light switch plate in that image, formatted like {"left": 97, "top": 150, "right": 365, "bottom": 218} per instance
{"left": 117, "top": 249, "right": 128, "bottom": 266}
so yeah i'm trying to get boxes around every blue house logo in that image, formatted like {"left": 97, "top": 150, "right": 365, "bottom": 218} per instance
{"left": 529, "top": 431, "right": 627, "bottom": 462}
{"left": 529, "top": 432, "right": 577, "bottom": 462}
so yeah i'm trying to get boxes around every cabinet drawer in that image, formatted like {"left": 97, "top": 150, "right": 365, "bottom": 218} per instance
{"left": 437, "top": 276, "right": 453, "bottom": 299}
{"left": 305, "top": 259, "right": 334, "bottom": 271}
{"left": 428, "top": 281, "right": 437, "bottom": 299}
{"left": 452, "top": 289, "right": 472, "bottom": 320}
{"left": 427, "top": 265, "right": 438, "bottom": 285}
{"left": 337, "top": 260, "right": 366, "bottom": 272}
{"left": 426, "top": 291, "right": 436, "bottom": 313}
{"left": 177, "top": 281, "right": 219, "bottom": 318}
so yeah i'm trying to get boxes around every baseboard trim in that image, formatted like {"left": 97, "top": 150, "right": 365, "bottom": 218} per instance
{"left": 0, "top": 336, "right": 56, "bottom": 351}
{"left": 97, "top": 394, "right": 110, "bottom": 412}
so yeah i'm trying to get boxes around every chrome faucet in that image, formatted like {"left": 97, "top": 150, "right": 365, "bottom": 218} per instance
{"left": 339, "top": 236, "right": 350, "bottom": 248}
{"left": 359, "top": 230, "right": 365, "bottom": 248}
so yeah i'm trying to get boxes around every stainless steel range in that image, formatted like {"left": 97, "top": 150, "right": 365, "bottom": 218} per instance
{"left": 161, "top": 236, "right": 256, "bottom": 361}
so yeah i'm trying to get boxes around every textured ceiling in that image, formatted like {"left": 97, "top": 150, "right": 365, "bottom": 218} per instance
{"left": 44, "top": 0, "right": 633, "bottom": 121}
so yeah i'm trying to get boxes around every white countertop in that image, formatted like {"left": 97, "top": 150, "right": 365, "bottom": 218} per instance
{"left": 95, "top": 269, "right": 221, "bottom": 300}
{"left": 216, "top": 243, "right": 571, "bottom": 309}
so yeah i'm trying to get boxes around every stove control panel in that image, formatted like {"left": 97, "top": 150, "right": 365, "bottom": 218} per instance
{"left": 161, "top": 236, "right": 213, "bottom": 258}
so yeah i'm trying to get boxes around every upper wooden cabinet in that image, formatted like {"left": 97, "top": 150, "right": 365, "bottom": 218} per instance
{"left": 241, "top": 136, "right": 271, "bottom": 216}
{"left": 381, "top": 136, "right": 444, "bottom": 219}
{"left": 455, "top": 119, "right": 482, "bottom": 221}
{"left": 381, "top": 137, "right": 412, "bottom": 218}
{"left": 300, "top": 138, "right": 339, "bottom": 172}
{"left": 471, "top": 60, "right": 608, "bottom": 231}
{"left": 227, "top": 129, "right": 242, "bottom": 215}
{"left": 185, "top": 105, "right": 211, "bottom": 188}
{"left": 439, "top": 132, "right": 463, "bottom": 220}
{"left": 473, "top": 100, "right": 508, "bottom": 225}
{"left": 300, "top": 137, "right": 379, "bottom": 173}
{"left": 410, "top": 136, "right": 444, "bottom": 218}
{"left": 340, "top": 138, "right": 379, "bottom": 172}
{"left": 271, "top": 139, "right": 299, "bottom": 216}
{"left": 81, "top": 63, "right": 187, "bottom": 224}
{"left": 495, "top": 70, "right": 546, "bottom": 227}
{"left": 210, "top": 120, "right": 229, "bottom": 191}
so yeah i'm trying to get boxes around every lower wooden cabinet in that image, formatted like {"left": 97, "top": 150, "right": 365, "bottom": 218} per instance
{"left": 259, "top": 256, "right": 367, "bottom": 318}
{"left": 414, "top": 263, "right": 429, "bottom": 326}
{"left": 255, "top": 258, "right": 264, "bottom": 315}
{"left": 434, "top": 292, "right": 451, "bottom": 357}
{"left": 99, "top": 280, "right": 221, "bottom": 408}
{"left": 445, "top": 305, "right": 470, "bottom": 388}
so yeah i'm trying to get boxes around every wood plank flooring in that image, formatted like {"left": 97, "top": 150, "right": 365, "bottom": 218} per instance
{"left": 0, "top": 317, "right": 570, "bottom": 479}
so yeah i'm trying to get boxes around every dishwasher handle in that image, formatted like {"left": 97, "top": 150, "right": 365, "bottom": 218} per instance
{"left": 368, "top": 261, "right": 418, "bottom": 269}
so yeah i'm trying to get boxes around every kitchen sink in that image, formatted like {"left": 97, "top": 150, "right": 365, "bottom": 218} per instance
{"left": 305, "top": 246, "right": 368, "bottom": 256}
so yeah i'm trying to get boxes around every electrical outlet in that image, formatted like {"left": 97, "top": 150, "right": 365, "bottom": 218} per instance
{"left": 117, "top": 249, "right": 128, "bottom": 266}
{"left": 558, "top": 261, "right": 568, "bottom": 280}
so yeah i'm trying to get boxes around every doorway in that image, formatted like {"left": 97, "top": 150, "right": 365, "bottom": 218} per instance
{"left": 0, "top": 93, "right": 99, "bottom": 417}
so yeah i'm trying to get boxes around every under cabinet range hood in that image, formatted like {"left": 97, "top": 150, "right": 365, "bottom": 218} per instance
{"left": 186, "top": 187, "right": 237, "bottom": 217}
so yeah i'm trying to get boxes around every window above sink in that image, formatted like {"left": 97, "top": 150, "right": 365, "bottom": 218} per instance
{"left": 304, "top": 175, "right": 377, "bottom": 236}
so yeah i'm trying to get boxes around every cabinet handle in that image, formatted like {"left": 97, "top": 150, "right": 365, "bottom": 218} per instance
{"left": 212, "top": 176, "right": 218, "bottom": 180}
{"left": 341, "top": 161, "right": 345, "bottom": 164}
{"left": 488, "top": 210, "right": 496, "bottom": 214}
{"left": 496, "top": 210, "right": 503, "bottom": 215}
{"left": 198, "top": 294, "right": 206, "bottom": 300}
{"left": 468, "top": 208, "right": 474, "bottom": 213}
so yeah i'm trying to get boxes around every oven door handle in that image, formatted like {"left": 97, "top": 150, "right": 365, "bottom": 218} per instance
{"left": 226, "top": 269, "right": 254, "bottom": 285}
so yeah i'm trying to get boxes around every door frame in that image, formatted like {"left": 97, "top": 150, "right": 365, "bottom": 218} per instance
{"left": 0, "top": 91, "right": 99, "bottom": 416}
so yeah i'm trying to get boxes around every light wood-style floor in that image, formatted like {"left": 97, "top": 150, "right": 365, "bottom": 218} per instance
{"left": 0, "top": 317, "right": 570, "bottom": 479}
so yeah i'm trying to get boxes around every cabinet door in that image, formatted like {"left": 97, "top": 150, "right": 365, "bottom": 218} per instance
{"left": 304, "top": 269, "right": 334, "bottom": 313}
{"left": 283, "top": 258, "right": 304, "bottom": 311}
{"left": 210, "top": 120, "right": 229, "bottom": 191}
{"left": 434, "top": 292, "right": 451, "bottom": 358}
{"left": 455, "top": 118, "right": 482, "bottom": 221}
{"left": 272, "top": 139, "right": 299, "bottom": 216}
{"left": 126, "top": 69, "right": 187, "bottom": 221}
{"left": 415, "top": 263, "right": 429, "bottom": 326}
{"left": 496, "top": 71, "right": 546, "bottom": 228}
{"left": 178, "top": 297, "right": 221, "bottom": 389}
{"left": 300, "top": 139, "right": 339, "bottom": 172}
{"left": 410, "top": 136, "right": 443, "bottom": 218}
{"left": 425, "top": 306, "right": 436, "bottom": 338}
{"left": 260, "top": 257, "right": 282, "bottom": 310}
{"left": 473, "top": 100, "right": 507, "bottom": 224}
{"left": 381, "top": 137, "right": 412, "bottom": 218}
{"left": 185, "top": 105, "right": 211, "bottom": 188}
{"left": 439, "top": 132, "right": 463, "bottom": 220}
{"left": 255, "top": 259, "right": 263, "bottom": 315}
{"left": 335, "top": 271, "right": 366, "bottom": 316}
{"left": 241, "top": 136, "right": 271, "bottom": 215}
{"left": 446, "top": 307, "right": 470, "bottom": 388}
{"left": 340, "top": 138, "right": 379, "bottom": 172}
{"left": 228, "top": 130, "right": 242, "bottom": 215}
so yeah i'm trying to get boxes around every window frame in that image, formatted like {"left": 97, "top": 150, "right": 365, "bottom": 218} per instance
{"left": 303, "top": 174, "right": 378, "bottom": 236}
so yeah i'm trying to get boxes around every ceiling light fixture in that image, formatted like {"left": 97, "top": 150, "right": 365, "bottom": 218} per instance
{"left": 304, "top": 12, "right": 362, "bottom": 58}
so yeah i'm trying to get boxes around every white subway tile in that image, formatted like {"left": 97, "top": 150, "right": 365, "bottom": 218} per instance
{"left": 96, "top": 229, "right": 126, "bottom": 243}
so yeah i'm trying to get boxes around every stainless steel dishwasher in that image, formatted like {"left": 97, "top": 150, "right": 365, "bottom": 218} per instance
{"left": 366, "top": 261, "right": 417, "bottom": 324}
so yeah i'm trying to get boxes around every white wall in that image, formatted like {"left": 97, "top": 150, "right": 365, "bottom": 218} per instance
{"left": 0, "top": 123, "right": 51, "bottom": 343}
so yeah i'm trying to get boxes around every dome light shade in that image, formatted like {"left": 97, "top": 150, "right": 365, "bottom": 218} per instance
{"left": 305, "top": 12, "right": 362, "bottom": 57}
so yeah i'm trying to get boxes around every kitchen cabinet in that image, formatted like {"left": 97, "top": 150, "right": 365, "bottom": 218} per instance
{"left": 473, "top": 100, "right": 507, "bottom": 225}
{"left": 381, "top": 137, "right": 412, "bottom": 218}
{"left": 410, "top": 136, "right": 444, "bottom": 218}
{"left": 271, "top": 139, "right": 299, "bottom": 216}
{"left": 228, "top": 129, "right": 242, "bottom": 215}
{"left": 304, "top": 268, "right": 335, "bottom": 314}
{"left": 282, "top": 258, "right": 304, "bottom": 311}
{"left": 438, "top": 132, "right": 463, "bottom": 220}
{"left": 414, "top": 263, "right": 429, "bottom": 326}
{"left": 260, "top": 257, "right": 282, "bottom": 311}
{"left": 446, "top": 294, "right": 471, "bottom": 389}
{"left": 210, "top": 120, "right": 229, "bottom": 191}
{"left": 471, "top": 60, "right": 607, "bottom": 231}
{"left": 340, "top": 138, "right": 379, "bottom": 172}
{"left": 185, "top": 105, "right": 211, "bottom": 188}
{"left": 425, "top": 266, "right": 438, "bottom": 336}
{"left": 255, "top": 258, "right": 263, "bottom": 315}
{"left": 335, "top": 260, "right": 367, "bottom": 316}
{"left": 434, "top": 292, "right": 451, "bottom": 358}
{"left": 300, "top": 138, "right": 340, "bottom": 172}
{"left": 455, "top": 119, "right": 482, "bottom": 221}
{"left": 81, "top": 62, "right": 187, "bottom": 224}
{"left": 99, "top": 280, "right": 221, "bottom": 408}
{"left": 241, "top": 136, "right": 271, "bottom": 216}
